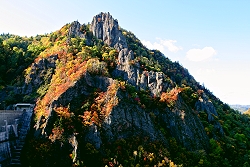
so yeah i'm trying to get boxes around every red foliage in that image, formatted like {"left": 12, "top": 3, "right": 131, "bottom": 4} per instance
{"left": 79, "top": 82, "right": 119, "bottom": 126}
{"left": 35, "top": 50, "right": 87, "bottom": 119}
{"left": 134, "top": 97, "right": 140, "bottom": 102}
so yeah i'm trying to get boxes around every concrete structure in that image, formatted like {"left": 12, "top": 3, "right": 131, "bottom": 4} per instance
{"left": 0, "top": 103, "right": 34, "bottom": 166}
{"left": 0, "top": 111, "right": 22, "bottom": 128}
{"left": 13, "top": 103, "right": 34, "bottom": 112}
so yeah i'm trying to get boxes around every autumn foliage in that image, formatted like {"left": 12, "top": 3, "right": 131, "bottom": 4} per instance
{"left": 34, "top": 47, "right": 88, "bottom": 119}
{"left": 160, "top": 87, "right": 182, "bottom": 107}
{"left": 80, "top": 82, "right": 119, "bottom": 126}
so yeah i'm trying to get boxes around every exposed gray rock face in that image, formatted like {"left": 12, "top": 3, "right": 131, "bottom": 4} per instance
{"left": 67, "top": 21, "right": 92, "bottom": 45}
{"left": 147, "top": 71, "right": 165, "bottom": 96}
{"left": 68, "top": 134, "right": 78, "bottom": 163}
{"left": 33, "top": 71, "right": 164, "bottom": 148}
{"left": 62, "top": 75, "right": 164, "bottom": 148}
{"left": 22, "top": 55, "right": 58, "bottom": 95}
{"left": 195, "top": 94, "right": 224, "bottom": 135}
{"left": 31, "top": 12, "right": 214, "bottom": 158}
{"left": 159, "top": 98, "right": 210, "bottom": 150}
{"left": 91, "top": 12, "right": 128, "bottom": 51}
{"left": 90, "top": 12, "right": 167, "bottom": 96}
{"left": 68, "top": 21, "right": 84, "bottom": 38}
{"left": 113, "top": 48, "right": 168, "bottom": 96}
{"left": 0, "top": 54, "right": 58, "bottom": 101}
{"left": 102, "top": 101, "right": 164, "bottom": 143}
{"left": 85, "top": 124, "right": 102, "bottom": 149}
{"left": 195, "top": 94, "right": 218, "bottom": 122}
{"left": 34, "top": 73, "right": 115, "bottom": 138}
{"left": 113, "top": 48, "right": 139, "bottom": 86}
{"left": 33, "top": 70, "right": 210, "bottom": 151}
{"left": 110, "top": 47, "right": 210, "bottom": 150}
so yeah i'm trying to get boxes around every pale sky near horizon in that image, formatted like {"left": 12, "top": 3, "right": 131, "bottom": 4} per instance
{"left": 1, "top": 0, "right": 250, "bottom": 105}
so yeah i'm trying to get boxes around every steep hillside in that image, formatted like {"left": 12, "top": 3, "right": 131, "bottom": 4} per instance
{"left": 0, "top": 12, "right": 250, "bottom": 167}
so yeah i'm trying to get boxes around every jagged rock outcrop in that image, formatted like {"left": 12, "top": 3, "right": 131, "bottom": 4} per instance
{"left": 101, "top": 99, "right": 165, "bottom": 147}
{"left": 112, "top": 48, "right": 168, "bottom": 96}
{"left": 113, "top": 48, "right": 139, "bottom": 85}
{"left": 147, "top": 71, "right": 166, "bottom": 96}
{"left": 68, "top": 21, "right": 84, "bottom": 38}
{"left": 23, "top": 55, "right": 58, "bottom": 95}
{"left": 90, "top": 13, "right": 167, "bottom": 96}
{"left": 195, "top": 94, "right": 224, "bottom": 135}
{"left": 34, "top": 73, "right": 115, "bottom": 136}
{"left": 91, "top": 12, "right": 128, "bottom": 51}
{"left": 33, "top": 71, "right": 209, "bottom": 151}
{"left": 159, "top": 97, "right": 210, "bottom": 150}
{"left": 0, "top": 55, "right": 58, "bottom": 105}
{"left": 67, "top": 21, "right": 92, "bottom": 45}
{"left": 33, "top": 71, "right": 164, "bottom": 148}
{"left": 27, "top": 12, "right": 225, "bottom": 166}
{"left": 102, "top": 94, "right": 210, "bottom": 151}
{"left": 195, "top": 94, "right": 218, "bottom": 122}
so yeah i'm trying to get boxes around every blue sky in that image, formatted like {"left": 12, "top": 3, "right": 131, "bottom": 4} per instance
{"left": 1, "top": 0, "right": 250, "bottom": 105}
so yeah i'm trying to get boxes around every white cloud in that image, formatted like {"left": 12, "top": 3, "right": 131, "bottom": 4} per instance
{"left": 141, "top": 40, "right": 165, "bottom": 52}
{"left": 141, "top": 38, "right": 182, "bottom": 53}
{"left": 186, "top": 47, "right": 216, "bottom": 62}
{"left": 158, "top": 39, "right": 183, "bottom": 52}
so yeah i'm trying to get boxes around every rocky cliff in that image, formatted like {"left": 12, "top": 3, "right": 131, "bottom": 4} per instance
{"left": 23, "top": 54, "right": 58, "bottom": 95}
{"left": 15, "top": 12, "right": 248, "bottom": 167}
{"left": 67, "top": 21, "right": 92, "bottom": 46}
{"left": 1, "top": 11, "right": 249, "bottom": 167}
{"left": 29, "top": 12, "right": 216, "bottom": 154}
{"left": 91, "top": 12, "right": 128, "bottom": 51}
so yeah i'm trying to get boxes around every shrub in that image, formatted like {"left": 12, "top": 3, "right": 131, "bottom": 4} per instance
{"left": 160, "top": 88, "right": 182, "bottom": 108}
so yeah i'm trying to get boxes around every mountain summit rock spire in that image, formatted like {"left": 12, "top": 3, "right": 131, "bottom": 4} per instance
{"left": 91, "top": 12, "right": 128, "bottom": 51}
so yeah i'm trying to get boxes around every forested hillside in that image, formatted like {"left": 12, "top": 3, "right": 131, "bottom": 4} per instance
{"left": 0, "top": 12, "right": 249, "bottom": 167}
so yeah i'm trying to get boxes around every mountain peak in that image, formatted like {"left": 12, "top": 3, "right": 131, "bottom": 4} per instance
{"left": 0, "top": 12, "right": 249, "bottom": 167}
{"left": 91, "top": 12, "right": 128, "bottom": 50}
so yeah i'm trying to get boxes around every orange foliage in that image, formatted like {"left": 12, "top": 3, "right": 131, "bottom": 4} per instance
{"left": 49, "top": 127, "right": 64, "bottom": 142}
{"left": 34, "top": 47, "right": 88, "bottom": 119}
{"left": 54, "top": 106, "right": 72, "bottom": 118}
{"left": 34, "top": 36, "right": 118, "bottom": 126}
{"left": 197, "top": 89, "right": 204, "bottom": 95}
{"left": 160, "top": 88, "right": 182, "bottom": 106}
{"left": 81, "top": 111, "right": 91, "bottom": 125}
{"left": 80, "top": 82, "right": 119, "bottom": 126}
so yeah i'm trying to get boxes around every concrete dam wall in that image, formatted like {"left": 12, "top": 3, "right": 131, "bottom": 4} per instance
{"left": 0, "top": 104, "right": 33, "bottom": 166}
